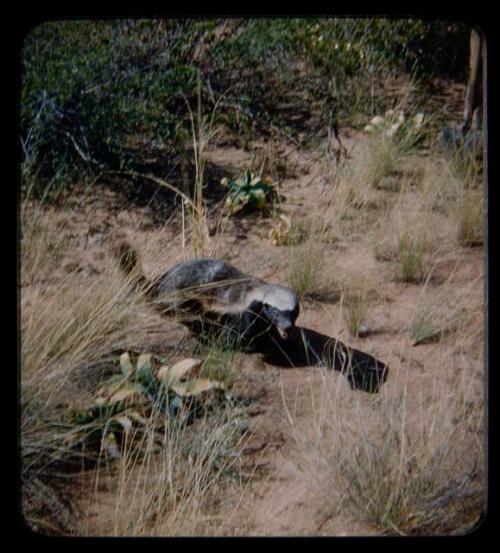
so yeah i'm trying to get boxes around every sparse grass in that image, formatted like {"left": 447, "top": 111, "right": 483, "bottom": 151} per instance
{"left": 20, "top": 71, "right": 486, "bottom": 536}
{"left": 286, "top": 351, "right": 485, "bottom": 536}
{"left": 371, "top": 184, "right": 436, "bottom": 283}
{"left": 250, "top": 140, "right": 293, "bottom": 185}
{"left": 284, "top": 223, "right": 337, "bottom": 302}
{"left": 419, "top": 159, "right": 459, "bottom": 215}
{"left": 397, "top": 229, "right": 427, "bottom": 283}
{"left": 341, "top": 285, "right": 369, "bottom": 338}
{"left": 288, "top": 124, "right": 485, "bottom": 535}
{"left": 196, "top": 334, "right": 241, "bottom": 387}
{"left": 21, "top": 270, "right": 135, "bottom": 532}
{"left": 20, "top": 201, "right": 71, "bottom": 285}
{"left": 21, "top": 207, "right": 133, "bottom": 412}
{"left": 184, "top": 72, "right": 222, "bottom": 258}
{"left": 20, "top": 196, "right": 247, "bottom": 536}
{"left": 285, "top": 242, "right": 324, "bottom": 301}
{"left": 284, "top": 218, "right": 311, "bottom": 246}
{"left": 456, "top": 188, "right": 484, "bottom": 247}
{"left": 367, "top": 137, "right": 400, "bottom": 190}
{"left": 408, "top": 295, "right": 461, "bottom": 346}
{"left": 447, "top": 144, "right": 483, "bottom": 188}
{"left": 320, "top": 134, "right": 392, "bottom": 242}
{"left": 363, "top": 103, "right": 433, "bottom": 192}
{"left": 408, "top": 308, "right": 445, "bottom": 346}
{"left": 407, "top": 274, "right": 480, "bottom": 348}
{"left": 83, "top": 395, "right": 247, "bottom": 536}
{"left": 269, "top": 215, "right": 312, "bottom": 247}
{"left": 418, "top": 154, "right": 484, "bottom": 249}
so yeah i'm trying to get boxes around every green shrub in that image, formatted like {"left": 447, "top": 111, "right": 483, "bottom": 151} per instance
{"left": 222, "top": 170, "right": 277, "bottom": 215}
{"left": 21, "top": 20, "right": 205, "bottom": 191}
{"left": 20, "top": 18, "right": 470, "bottom": 195}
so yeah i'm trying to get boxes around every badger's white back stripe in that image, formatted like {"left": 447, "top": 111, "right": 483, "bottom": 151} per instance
{"left": 211, "top": 283, "right": 298, "bottom": 314}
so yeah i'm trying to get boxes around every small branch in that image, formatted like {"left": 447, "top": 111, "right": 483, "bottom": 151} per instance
{"left": 61, "top": 130, "right": 105, "bottom": 169}
{"left": 101, "top": 170, "right": 199, "bottom": 214}
{"left": 216, "top": 96, "right": 300, "bottom": 147}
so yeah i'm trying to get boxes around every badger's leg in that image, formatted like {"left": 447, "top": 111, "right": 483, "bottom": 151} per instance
{"left": 214, "top": 304, "right": 268, "bottom": 351}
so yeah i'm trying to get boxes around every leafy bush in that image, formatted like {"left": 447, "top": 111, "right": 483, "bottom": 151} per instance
{"left": 221, "top": 170, "right": 276, "bottom": 215}
{"left": 364, "top": 110, "right": 427, "bottom": 150}
{"left": 21, "top": 20, "right": 205, "bottom": 190}
{"left": 20, "top": 18, "right": 470, "bottom": 194}
{"left": 68, "top": 352, "right": 227, "bottom": 459}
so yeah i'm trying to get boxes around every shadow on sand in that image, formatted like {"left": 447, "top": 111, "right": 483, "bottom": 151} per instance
{"left": 253, "top": 326, "right": 389, "bottom": 394}
{"left": 184, "top": 317, "right": 389, "bottom": 394}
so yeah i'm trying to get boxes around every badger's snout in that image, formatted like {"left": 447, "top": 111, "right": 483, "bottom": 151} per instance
{"left": 276, "top": 324, "right": 293, "bottom": 340}
{"left": 272, "top": 314, "right": 295, "bottom": 340}
{"left": 261, "top": 293, "right": 299, "bottom": 342}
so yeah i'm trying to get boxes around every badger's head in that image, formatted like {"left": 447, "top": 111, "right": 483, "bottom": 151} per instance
{"left": 260, "top": 285, "right": 300, "bottom": 340}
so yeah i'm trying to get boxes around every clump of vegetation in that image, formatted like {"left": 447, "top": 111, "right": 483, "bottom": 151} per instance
{"left": 408, "top": 309, "right": 446, "bottom": 346}
{"left": 21, "top": 19, "right": 470, "bottom": 195}
{"left": 287, "top": 362, "right": 485, "bottom": 536}
{"left": 398, "top": 229, "right": 427, "bottom": 283}
{"left": 20, "top": 197, "right": 247, "bottom": 535}
{"left": 285, "top": 235, "right": 334, "bottom": 302}
{"left": 364, "top": 110, "right": 427, "bottom": 151}
{"left": 21, "top": 279, "right": 135, "bottom": 533}
{"left": 341, "top": 287, "right": 370, "bottom": 337}
{"left": 268, "top": 215, "right": 310, "bottom": 246}
{"left": 364, "top": 109, "right": 430, "bottom": 190}
{"left": 221, "top": 170, "right": 277, "bottom": 215}
{"left": 368, "top": 139, "right": 400, "bottom": 190}
{"left": 456, "top": 189, "right": 483, "bottom": 247}
{"left": 408, "top": 300, "right": 464, "bottom": 346}
{"left": 68, "top": 352, "right": 227, "bottom": 459}
{"left": 106, "top": 398, "right": 247, "bottom": 536}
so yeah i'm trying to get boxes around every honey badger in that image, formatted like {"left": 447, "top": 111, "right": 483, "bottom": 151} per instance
{"left": 115, "top": 241, "right": 300, "bottom": 347}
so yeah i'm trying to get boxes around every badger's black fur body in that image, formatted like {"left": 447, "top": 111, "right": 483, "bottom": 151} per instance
{"left": 115, "top": 242, "right": 299, "bottom": 349}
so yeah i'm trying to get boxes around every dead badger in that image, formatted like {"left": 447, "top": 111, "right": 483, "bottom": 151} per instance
{"left": 115, "top": 241, "right": 300, "bottom": 349}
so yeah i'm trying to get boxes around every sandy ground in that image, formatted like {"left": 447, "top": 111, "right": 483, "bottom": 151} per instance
{"left": 23, "top": 126, "right": 484, "bottom": 536}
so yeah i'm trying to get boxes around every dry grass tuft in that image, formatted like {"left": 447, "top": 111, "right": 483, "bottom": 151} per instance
{"left": 85, "top": 402, "right": 248, "bottom": 536}
{"left": 284, "top": 220, "right": 338, "bottom": 303}
{"left": 397, "top": 229, "right": 428, "bottom": 283}
{"left": 285, "top": 242, "right": 326, "bottom": 302}
{"left": 183, "top": 72, "right": 223, "bottom": 258}
{"left": 20, "top": 196, "right": 247, "bottom": 536}
{"left": 285, "top": 354, "right": 485, "bottom": 536}
{"left": 21, "top": 212, "right": 138, "bottom": 533}
{"left": 340, "top": 277, "right": 371, "bottom": 338}
{"left": 456, "top": 188, "right": 484, "bottom": 248}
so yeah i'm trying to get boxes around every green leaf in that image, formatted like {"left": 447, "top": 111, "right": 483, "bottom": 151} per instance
{"left": 111, "top": 415, "right": 133, "bottom": 433}
{"left": 137, "top": 353, "right": 152, "bottom": 372}
{"left": 157, "top": 358, "right": 202, "bottom": 386}
{"left": 171, "top": 378, "right": 226, "bottom": 397}
{"left": 128, "top": 411, "right": 149, "bottom": 426}
{"left": 120, "top": 352, "right": 134, "bottom": 377}
{"left": 136, "top": 353, "right": 153, "bottom": 380}
{"left": 102, "top": 432, "right": 121, "bottom": 459}
{"left": 109, "top": 382, "right": 146, "bottom": 404}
